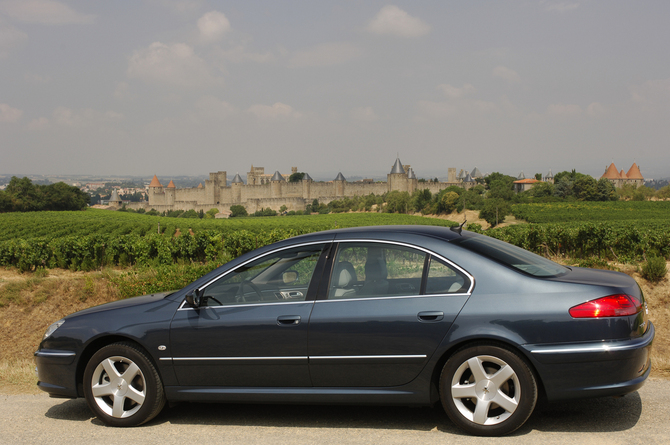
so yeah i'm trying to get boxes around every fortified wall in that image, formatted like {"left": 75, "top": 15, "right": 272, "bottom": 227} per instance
{"left": 129, "top": 158, "right": 478, "bottom": 214}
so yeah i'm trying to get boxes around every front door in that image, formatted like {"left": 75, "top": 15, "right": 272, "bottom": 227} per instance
{"left": 169, "top": 243, "right": 327, "bottom": 387}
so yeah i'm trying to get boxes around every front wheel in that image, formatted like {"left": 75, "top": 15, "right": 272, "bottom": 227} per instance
{"left": 439, "top": 344, "right": 537, "bottom": 436}
{"left": 83, "top": 342, "right": 165, "bottom": 427}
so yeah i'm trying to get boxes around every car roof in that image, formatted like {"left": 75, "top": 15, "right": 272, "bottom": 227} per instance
{"left": 288, "top": 224, "right": 468, "bottom": 243}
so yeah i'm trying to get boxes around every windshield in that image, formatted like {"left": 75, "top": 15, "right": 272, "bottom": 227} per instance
{"left": 451, "top": 234, "right": 569, "bottom": 278}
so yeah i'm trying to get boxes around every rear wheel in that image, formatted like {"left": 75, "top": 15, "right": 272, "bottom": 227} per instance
{"left": 83, "top": 342, "right": 165, "bottom": 427}
{"left": 439, "top": 344, "right": 537, "bottom": 436}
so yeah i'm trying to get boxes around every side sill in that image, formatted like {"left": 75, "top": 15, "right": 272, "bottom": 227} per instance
{"left": 164, "top": 386, "right": 428, "bottom": 405}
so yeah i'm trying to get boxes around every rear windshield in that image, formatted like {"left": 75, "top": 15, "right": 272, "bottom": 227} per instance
{"left": 451, "top": 234, "right": 569, "bottom": 278}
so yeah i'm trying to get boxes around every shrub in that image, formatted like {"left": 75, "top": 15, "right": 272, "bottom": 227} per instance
{"left": 641, "top": 255, "right": 667, "bottom": 282}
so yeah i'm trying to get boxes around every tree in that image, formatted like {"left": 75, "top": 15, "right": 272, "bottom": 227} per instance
{"left": 279, "top": 205, "right": 287, "bottom": 213}
{"left": 230, "top": 205, "right": 248, "bottom": 217}
{"left": 205, "top": 208, "right": 219, "bottom": 219}
{"left": 530, "top": 181, "right": 554, "bottom": 198}
{"left": 573, "top": 176, "right": 598, "bottom": 201}
{"left": 479, "top": 198, "right": 510, "bottom": 227}
{"left": 440, "top": 192, "right": 459, "bottom": 214}
{"left": 410, "top": 189, "right": 431, "bottom": 213}
{"left": 288, "top": 172, "right": 305, "bottom": 182}
{"left": 596, "top": 179, "right": 617, "bottom": 201}
{"left": 384, "top": 191, "right": 410, "bottom": 213}
{"left": 534, "top": 173, "right": 542, "bottom": 181}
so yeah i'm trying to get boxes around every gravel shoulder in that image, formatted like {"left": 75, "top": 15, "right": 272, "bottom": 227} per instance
{"left": 1, "top": 378, "right": 668, "bottom": 444}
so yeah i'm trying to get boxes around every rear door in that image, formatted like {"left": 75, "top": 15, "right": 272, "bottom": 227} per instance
{"left": 307, "top": 241, "right": 472, "bottom": 387}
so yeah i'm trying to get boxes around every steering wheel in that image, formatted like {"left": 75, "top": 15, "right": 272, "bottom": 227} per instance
{"left": 236, "top": 280, "right": 264, "bottom": 302}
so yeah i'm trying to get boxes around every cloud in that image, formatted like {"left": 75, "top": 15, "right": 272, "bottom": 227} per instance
{"left": 350, "top": 106, "right": 378, "bottom": 122}
{"left": 367, "top": 5, "right": 431, "bottom": 37}
{"left": 630, "top": 78, "right": 670, "bottom": 104}
{"left": 246, "top": 102, "right": 302, "bottom": 120}
{"left": 127, "top": 42, "right": 223, "bottom": 88}
{"left": 151, "top": 0, "right": 204, "bottom": 15}
{"left": 197, "top": 11, "right": 231, "bottom": 43}
{"left": 0, "top": 103, "right": 22, "bottom": 122}
{"left": 438, "top": 83, "right": 476, "bottom": 98}
{"left": 194, "top": 95, "right": 238, "bottom": 120}
{"left": 544, "top": 2, "right": 580, "bottom": 13}
{"left": 416, "top": 100, "right": 458, "bottom": 119}
{"left": 0, "top": 0, "right": 95, "bottom": 25}
{"left": 0, "top": 19, "right": 27, "bottom": 57}
{"left": 216, "top": 45, "right": 274, "bottom": 64}
{"left": 586, "top": 102, "right": 607, "bottom": 116}
{"left": 52, "top": 106, "right": 124, "bottom": 126}
{"left": 26, "top": 116, "right": 49, "bottom": 130}
{"left": 547, "top": 103, "right": 582, "bottom": 116}
{"left": 492, "top": 65, "right": 521, "bottom": 83}
{"left": 24, "top": 72, "right": 50, "bottom": 83}
{"left": 289, "top": 42, "right": 363, "bottom": 67}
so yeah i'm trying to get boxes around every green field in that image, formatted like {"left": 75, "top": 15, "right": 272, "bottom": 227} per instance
{"left": 0, "top": 202, "right": 668, "bottom": 273}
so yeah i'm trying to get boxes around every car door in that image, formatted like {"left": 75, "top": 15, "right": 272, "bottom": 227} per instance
{"left": 307, "top": 241, "right": 472, "bottom": 387}
{"left": 169, "top": 242, "right": 328, "bottom": 387}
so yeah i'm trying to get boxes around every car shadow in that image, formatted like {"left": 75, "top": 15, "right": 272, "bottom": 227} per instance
{"left": 45, "top": 391, "right": 642, "bottom": 435}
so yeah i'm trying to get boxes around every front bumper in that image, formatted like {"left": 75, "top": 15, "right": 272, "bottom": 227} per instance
{"left": 34, "top": 349, "right": 78, "bottom": 398}
{"left": 524, "top": 321, "right": 655, "bottom": 401}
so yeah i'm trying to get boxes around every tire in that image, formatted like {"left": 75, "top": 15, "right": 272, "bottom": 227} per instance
{"left": 439, "top": 344, "right": 537, "bottom": 436}
{"left": 83, "top": 342, "right": 166, "bottom": 427}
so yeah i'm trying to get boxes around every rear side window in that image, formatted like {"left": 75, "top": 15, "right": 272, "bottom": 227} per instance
{"left": 425, "top": 257, "right": 469, "bottom": 294}
{"left": 451, "top": 234, "right": 568, "bottom": 277}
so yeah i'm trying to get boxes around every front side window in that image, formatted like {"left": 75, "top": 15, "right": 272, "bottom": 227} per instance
{"left": 328, "top": 243, "right": 426, "bottom": 299}
{"left": 200, "top": 244, "right": 325, "bottom": 306}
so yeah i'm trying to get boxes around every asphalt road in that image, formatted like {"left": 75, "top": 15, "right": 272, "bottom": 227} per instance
{"left": 1, "top": 379, "right": 668, "bottom": 445}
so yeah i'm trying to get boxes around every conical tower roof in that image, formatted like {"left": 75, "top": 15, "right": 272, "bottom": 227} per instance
{"left": 471, "top": 167, "right": 483, "bottom": 178}
{"left": 619, "top": 169, "right": 627, "bottom": 178}
{"left": 545, "top": 169, "right": 554, "bottom": 179}
{"left": 149, "top": 175, "right": 162, "bottom": 187}
{"left": 457, "top": 169, "right": 465, "bottom": 180}
{"left": 303, "top": 173, "right": 313, "bottom": 181}
{"left": 517, "top": 171, "right": 525, "bottom": 180}
{"left": 601, "top": 163, "right": 620, "bottom": 179}
{"left": 231, "top": 173, "right": 244, "bottom": 184}
{"left": 407, "top": 168, "right": 416, "bottom": 180}
{"left": 626, "top": 163, "right": 643, "bottom": 179}
{"left": 166, "top": 180, "right": 176, "bottom": 188}
{"left": 390, "top": 157, "right": 405, "bottom": 174}
{"left": 109, "top": 189, "right": 121, "bottom": 202}
{"left": 464, "top": 173, "right": 475, "bottom": 183}
{"left": 271, "top": 171, "right": 283, "bottom": 181}
{"left": 334, "top": 172, "right": 346, "bottom": 181}
{"left": 197, "top": 183, "right": 203, "bottom": 189}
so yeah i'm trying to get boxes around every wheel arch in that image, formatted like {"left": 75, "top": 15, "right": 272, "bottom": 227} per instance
{"left": 75, "top": 335, "right": 159, "bottom": 397}
{"left": 429, "top": 336, "right": 547, "bottom": 403}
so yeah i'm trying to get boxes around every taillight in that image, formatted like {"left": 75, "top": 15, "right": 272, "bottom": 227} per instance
{"left": 569, "top": 294, "right": 643, "bottom": 318}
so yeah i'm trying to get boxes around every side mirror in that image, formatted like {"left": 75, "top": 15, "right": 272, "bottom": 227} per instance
{"left": 185, "top": 288, "right": 204, "bottom": 308}
{"left": 282, "top": 270, "right": 299, "bottom": 284}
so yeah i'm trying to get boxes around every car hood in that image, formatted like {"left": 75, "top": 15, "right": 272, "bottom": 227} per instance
{"left": 64, "top": 292, "right": 174, "bottom": 319}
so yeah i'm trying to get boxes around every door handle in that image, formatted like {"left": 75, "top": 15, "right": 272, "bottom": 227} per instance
{"left": 277, "top": 315, "right": 301, "bottom": 326}
{"left": 417, "top": 311, "right": 444, "bottom": 322}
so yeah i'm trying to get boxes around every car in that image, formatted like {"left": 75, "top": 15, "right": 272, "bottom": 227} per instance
{"left": 35, "top": 225, "right": 654, "bottom": 436}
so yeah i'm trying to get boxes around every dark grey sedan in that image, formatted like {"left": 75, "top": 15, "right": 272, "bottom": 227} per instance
{"left": 35, "top": 225, "right": 654, "bottom": 436}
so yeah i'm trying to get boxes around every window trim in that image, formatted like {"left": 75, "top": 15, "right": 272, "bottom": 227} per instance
{"left": 319, "top": 239, "right": 474, "bottom": 302}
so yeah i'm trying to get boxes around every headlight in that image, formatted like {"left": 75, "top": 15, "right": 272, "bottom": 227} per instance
{"left": 43, "top": 319, "right": 65, "bottom": 340}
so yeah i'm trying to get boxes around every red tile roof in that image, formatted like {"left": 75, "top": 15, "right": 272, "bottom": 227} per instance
{"left": 149, "top": 175, "right": 162, "bottom": 187}
{"left": 513, "top": 178, "right": 540, "bottom": 184}
{"left": 626, "top": 163, "right": 643, "bottom": 179}
{"left": 167, "top": 180, "right": 176, "bottom": 189}
{"left": 601, "top": 163, "right": 620, "bottom": 179}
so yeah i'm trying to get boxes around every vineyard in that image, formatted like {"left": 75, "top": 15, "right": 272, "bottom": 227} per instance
{"left": 0, "top": 210, "right": 458, "bottom": 272}
{"left": 511, "top": 201, "right": 670, "bottom": 223}
{"left": 0, "top": 203, "right": 669, "bottom": 273}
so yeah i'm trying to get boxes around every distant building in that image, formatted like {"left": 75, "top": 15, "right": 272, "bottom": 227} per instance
{"left": 601, "top": 162, "right": 644, "bottom": 188}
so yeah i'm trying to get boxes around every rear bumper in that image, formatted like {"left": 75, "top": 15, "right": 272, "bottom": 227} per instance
{"left": 525, "top": 321, "right": 654, "bottom": 401}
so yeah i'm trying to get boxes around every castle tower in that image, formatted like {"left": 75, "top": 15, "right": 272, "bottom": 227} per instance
{"left": 109, "top": 189, "right": 122, "bottom": 208}
{"left": 447, "top": 168, "right": 456, "bottom": 183}
{"left": 334, "top": 172, "right": 346, "bottom": 197}
{"left": 231, "top": 173, "right": 244, "bottom": 203}
{"left": 302, "top": 172, "right": 313, "bottom": 201}
{"left": 626, "top": 163, "right": 644, "bottom": 188}
{"left": 407, "top": 168, "right": 417, "bottom": 194}
{"left": 270, "top": 171, "right": 283, "bottom": 198}
{"left": 544, "top": 169, "right": 554, "bottom": 184}
{"left": 166, "top": 180, "right": 176, "bottom": 205}
{"left": 147, "top": 175, "right": 164, "bottom": 206}
{"left": 387, "top": 157, "right": 408, "bottom": 192}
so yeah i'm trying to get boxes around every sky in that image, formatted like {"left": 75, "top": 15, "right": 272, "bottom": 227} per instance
{"left": 1, "top": 0, "right": 669, "bottom": 181}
